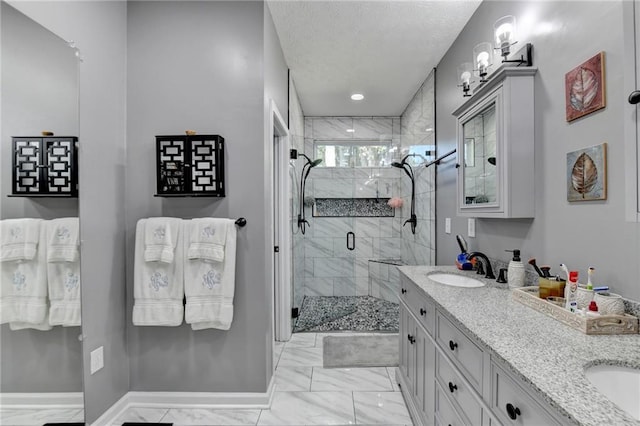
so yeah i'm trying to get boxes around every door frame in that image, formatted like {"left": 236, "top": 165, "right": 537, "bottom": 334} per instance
{"left": 269, "top": 99, "right": 292, "bottom": 342}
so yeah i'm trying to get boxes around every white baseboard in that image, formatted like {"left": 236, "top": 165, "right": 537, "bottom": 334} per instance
{"left": 0, "top": 392, "right": 83, "bottom": 409}
{"left": 91, "top": 377, "right": 275, "bottom": 425}
{"left": 90, "top": 393, "right": 129, "bottom": 426}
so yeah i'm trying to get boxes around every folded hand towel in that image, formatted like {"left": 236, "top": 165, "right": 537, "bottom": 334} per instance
{"left": 47, "top": 262, "right": 81, "bottom": 327}
{"left": 46, "top": 218, "right": 79, "bottom": 262}
{"left": 144, "top": 217, "right": 181, "bottom": 264}
{"left": 10, "top": 310, "right": 53, "bottom": 331}
{"left": 0, "top": 219, "right": 42, "bottom": 262}
{"left": 1, "top": 224, "right": 49, "bottom": 327}
{"left": 184, "top": 218, "right": 236, "bottom": 330}
{"left": 133, "top": 218, "right": 184, "bottom": 326}
{"left": 187, "top": 218, "right": 228, "bottom": 262}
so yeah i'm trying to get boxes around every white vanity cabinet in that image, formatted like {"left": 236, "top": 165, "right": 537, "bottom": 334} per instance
{"left": 452, "top": 67, "right": 537, "bottom": 218}
{"left": 398, "top": 274, "right": 566, "bottom": 426}
{"left": 398, "top": 278, "right": 436, "bottom": 425}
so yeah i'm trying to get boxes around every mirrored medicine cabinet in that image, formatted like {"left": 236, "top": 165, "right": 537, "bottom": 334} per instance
{"left": 453, "top": 66, "right": 537, "bottom": 218}
{"left": 1, "top": 2, "right": 83, "bottom": 422}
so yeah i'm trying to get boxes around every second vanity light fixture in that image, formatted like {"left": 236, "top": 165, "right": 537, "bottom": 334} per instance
{"left": 457, "top": 15, "right": 533, "bottom": 97}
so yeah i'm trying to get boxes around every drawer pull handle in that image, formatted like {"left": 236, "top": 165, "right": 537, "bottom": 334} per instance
{"left": 420, "top": 308, "right": 426, "bottom": 316}
{"left": 449, "top": 340, "right": 458, "bottom": 351}
{"left": 401, "top": 288, "right": 407, "bottom": 294}
{"left": 448, "top": 382, "right": 457, "bottom": 393}
{"left": 506, "top": 403, "right": 521, "bottom": 420}
{"left": 407, "top": 334, "right": 415, "bottom": 344}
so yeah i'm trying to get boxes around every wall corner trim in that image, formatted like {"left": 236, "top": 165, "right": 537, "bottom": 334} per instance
{"left": 91, "top": 378, "right": 275, "bottom": 425}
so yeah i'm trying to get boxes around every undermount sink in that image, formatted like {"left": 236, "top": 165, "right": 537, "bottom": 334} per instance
{"left": 427, "top": 273, "right": 485, "bottom": 288}
{"left": 584, "top": 364, "right": 640, "bottom": 420}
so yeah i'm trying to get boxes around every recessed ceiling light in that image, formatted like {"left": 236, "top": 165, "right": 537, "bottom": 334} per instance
{"left": 351, "top": 93, "right": 364, "bottom": 101}
{"left": 346, "top": 129, "right": 355, "bottom": 133}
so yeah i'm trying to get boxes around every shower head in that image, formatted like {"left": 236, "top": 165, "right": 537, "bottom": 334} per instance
{"left": 300, "top": 153, "right": 322, "bottom": 168}
{"left": 391, "top": 161, "right": 404, "bottom": 168}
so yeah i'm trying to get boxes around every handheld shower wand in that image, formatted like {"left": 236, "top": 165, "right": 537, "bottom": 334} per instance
{"left": 298, "top": 154, "right": 322, "bottom": 234}
{"left": 391, "top": 154, "right": 417, "bottom": 234}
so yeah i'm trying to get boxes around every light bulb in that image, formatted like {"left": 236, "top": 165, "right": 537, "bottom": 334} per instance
{"left": 496, "top": 23, "right": 514, "bottom": 46}
{"left": 477, "top": 51, "right": 490, "bottom": 68}
{"left": 460, "top": 71, "right": 471, "bottom": 85}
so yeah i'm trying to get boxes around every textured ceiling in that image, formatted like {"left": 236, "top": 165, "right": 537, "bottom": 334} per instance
{"left": 268, "top": 0, "right": 482, "bottom": 117}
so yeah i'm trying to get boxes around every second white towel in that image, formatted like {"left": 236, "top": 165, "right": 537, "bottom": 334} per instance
{"left": 184, "top": 218, "right": 237, "bottom": 330}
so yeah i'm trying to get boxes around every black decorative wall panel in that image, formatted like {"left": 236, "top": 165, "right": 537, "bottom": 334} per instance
{"left": 155, "top": 135, "right": 224, "bottom": 197}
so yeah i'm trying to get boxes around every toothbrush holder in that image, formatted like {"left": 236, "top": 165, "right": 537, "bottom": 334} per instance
{"left": 576, "top": 287, "right": 594, "bottom": 310}
{"left": 593, "top": 292, "right": 625, "bottom": 316}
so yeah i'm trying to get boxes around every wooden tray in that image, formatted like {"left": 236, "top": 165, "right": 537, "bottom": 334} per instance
{"left": 512, "top": 286, "right": 639, "bottom": 335}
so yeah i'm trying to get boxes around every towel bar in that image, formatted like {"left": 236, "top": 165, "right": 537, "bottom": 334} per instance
{"left": 235, "top": 217, "right": 247, "bottom": 227}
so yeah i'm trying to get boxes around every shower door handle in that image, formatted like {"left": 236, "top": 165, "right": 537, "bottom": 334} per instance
{"left": 346, "top": 232, "right": 355, "bottom": 251}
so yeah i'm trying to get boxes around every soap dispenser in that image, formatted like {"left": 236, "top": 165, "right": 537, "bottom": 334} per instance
{"left": 506, "top": 249, "right": 525, "bottom": 288}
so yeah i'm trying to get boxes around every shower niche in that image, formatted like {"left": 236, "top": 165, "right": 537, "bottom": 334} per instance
{"left": 155, "top": 134, "right": 225, "bottom": 197}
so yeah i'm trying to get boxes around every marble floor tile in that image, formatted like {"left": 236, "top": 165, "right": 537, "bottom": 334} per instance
{"left": 111, "top": 407, "right": 169, "bottom": 424}
{"left": 273, "top": 340, "right": 286, "bottom": 368}
{"left": 311, "top": 367, "right": 394, "bottom": 391}
{"left": 286, "top": 332, "right": 317, "bottom": 347}
{"left": 0, "top": 408, "right": 81, "bottom": 425}
{"left": 257, "top": 391, "right": 355, "bottom": 425}
{"left": 273, "top": 366, "right": 313, "bottom": 391}
{"left": 386, "top": 367, "right": 401, "bottom": 392}
{"left": 277, "top": 346, "right": 324, "bottom": 367}
{"left": 353, "top": 392, "right": 412, "bottom": 424}
{"left": 161, "top": 408, "right": 261, "bottom": 425}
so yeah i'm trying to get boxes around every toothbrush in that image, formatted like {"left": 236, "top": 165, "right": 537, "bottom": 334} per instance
{"left": 587, "top": 267, "right": 595, "bottom": 290}
{"left": 560, "top": 263, "right": 570, "bottom": 281}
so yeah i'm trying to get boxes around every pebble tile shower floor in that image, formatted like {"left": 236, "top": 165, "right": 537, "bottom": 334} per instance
{"left": 293, "top": 296, "right": 399, "bottom": 332}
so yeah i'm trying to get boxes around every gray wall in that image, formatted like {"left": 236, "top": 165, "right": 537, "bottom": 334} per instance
{"left": 436, "top": 1, "right": 640, "bottom": 301}
{"left": 126, "top": 0, "right": 286, "bottom": 392}
{"left": 0, "top": 2, "right": 82, "bottom": 392}
{"left": 9, "top": 0, "right": 130, "bottom": 422}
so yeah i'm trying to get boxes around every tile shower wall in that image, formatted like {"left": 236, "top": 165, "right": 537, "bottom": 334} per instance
{"left": 289, "top": 79, "right": 305, "bottom": 310}
{"left": 400, "top": 70, "right": 436, "bottom": 266}
{"left": 301, "top": 117, "right": 402, "bottom": 298}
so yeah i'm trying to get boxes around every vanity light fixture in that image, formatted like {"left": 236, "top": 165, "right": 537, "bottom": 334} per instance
{"left": 494, "top": 15, "right": 533, "bottom": 66}
{"left": 457, "top": 62, "right": 474, "bottom": 97}
{"left": 350, "top": 93, "right": 364, "bottom": 101}
{"left": 473, "top": 43, "right": 493, "bottom": 83}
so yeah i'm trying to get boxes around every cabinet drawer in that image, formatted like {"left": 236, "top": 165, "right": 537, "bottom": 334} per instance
{"left": 435, "top": 382, "right": 466, "bottom": 426}
{"left": 491, "top": 362, "right": 561, "bottom": 426}
{"left": 400, "top": 276, "right": 435, "bottom": 334}
{"left": 435, "top": 351, "right": 482, "bottom": 425}
{"left": 436, "top": 312, "right": 483, "bottom": 393}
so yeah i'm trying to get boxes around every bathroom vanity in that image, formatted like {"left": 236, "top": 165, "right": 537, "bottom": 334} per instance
{"left": 396, "top": 265, "right": 640, "bottom": 426}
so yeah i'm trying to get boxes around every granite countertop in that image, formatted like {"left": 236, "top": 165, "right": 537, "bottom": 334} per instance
{"left": 397, "top": 265, "right": 640, "bottom": 426}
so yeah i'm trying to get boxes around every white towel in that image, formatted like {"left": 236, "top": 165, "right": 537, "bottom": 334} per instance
{"left": 0, "top": 219, "right": 42, "bottom": 262}
{"left": 144, "top": 217, "right": 181, "bottom": 264}
{"left": 10, "top": 311, "right": 53, "bottom": 331}
{"left": 184, "top": 218, "right": 236, "bottom": 330}
{"left": 0, "top": 224, "right": 49, "bottom": 328}
{"left": 46, "top": 218, "right": 79, "bottom": 262}
{"left": 133, "top": 218, "right": 184, "bottom": 326}
{"left": 187, "top": 218, "right": 228, "bottom": 262}
{"left": 47, "top": 219, "right": 81, "bottom": 326}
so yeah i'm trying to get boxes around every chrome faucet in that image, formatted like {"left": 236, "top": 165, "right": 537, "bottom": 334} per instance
{"left": 467, "top": 252, "right": 496, "bottom": 280}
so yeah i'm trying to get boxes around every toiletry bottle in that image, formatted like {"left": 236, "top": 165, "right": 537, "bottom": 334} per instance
{"left": 506, "top": 249, "right": 525, "bottom": 287}
{"left": 565, "top": 271, "right": 578, "bottom": 312}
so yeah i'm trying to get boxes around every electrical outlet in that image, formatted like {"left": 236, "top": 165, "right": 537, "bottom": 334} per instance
{"left": 445, "top": 218, "right": 451, "bottom": 234}
{"left": 468, "top": 218, "right": 476, "bottom": 238}
{"left": 90, "top": 346, "right": 104, "bottom": 375}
